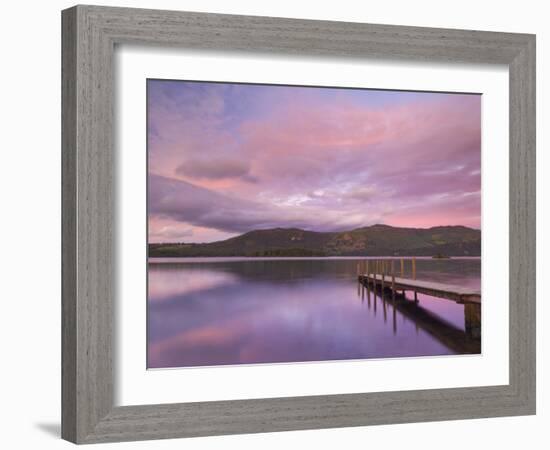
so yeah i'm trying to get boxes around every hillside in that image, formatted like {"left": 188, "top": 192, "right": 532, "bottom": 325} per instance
{"left": 149, "top": 224, "right": 481, "bottom": 257}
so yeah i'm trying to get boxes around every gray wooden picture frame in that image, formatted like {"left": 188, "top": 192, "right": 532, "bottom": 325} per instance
{"left": 61, "top": 4, "right": 536, "bottom": 444}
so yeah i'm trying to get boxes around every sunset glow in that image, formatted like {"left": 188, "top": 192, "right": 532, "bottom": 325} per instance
{"left": 148, "top": 80, "right": 481, "bottom": 243}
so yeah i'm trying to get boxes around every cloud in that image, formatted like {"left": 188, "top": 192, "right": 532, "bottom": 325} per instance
{"left": 175, "top": 158, "right": 255, "bottom": 182}
{"left": 149, "top": 174, "right": 273, "bottom": 233}
{"left": 147, "top": 81, "right": 481, "bottom": 242}
{"left": 148, "top": 174, "right": 383, "bottom": 238}
{"left": 147, "top": 216, "right": 195, "bottom": 243}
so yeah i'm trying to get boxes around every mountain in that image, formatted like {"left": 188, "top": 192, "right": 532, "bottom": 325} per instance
{"left": 149, "top": 224, "right": 481, "bottom": 257}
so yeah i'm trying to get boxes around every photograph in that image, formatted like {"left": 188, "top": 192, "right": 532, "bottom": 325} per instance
{"left": 146, "top": 79, "right": 482, "bottom": 369}
{"left": 2, "top": 0, "right": 541, "bottom": 446}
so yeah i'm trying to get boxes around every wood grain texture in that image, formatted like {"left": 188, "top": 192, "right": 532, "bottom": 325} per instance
{"left": 61, "top": 7, "right": 77, "bottom": 443}
{"left": 62, "top": 5, "right": 114, "bottom": 442}
{"left": 61, "top": 4, "right": 536, "bottom": 444}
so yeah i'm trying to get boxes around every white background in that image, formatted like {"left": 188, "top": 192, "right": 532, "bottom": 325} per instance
{"left": 117, "top": 48, "right": 509, "bottom": 405}
{"left": 0, "top": 1, "right": 546, "bottom": 449}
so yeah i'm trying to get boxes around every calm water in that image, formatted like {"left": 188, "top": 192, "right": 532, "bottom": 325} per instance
{"left": 147, "top": 257, "right": 481, "bottom": 368}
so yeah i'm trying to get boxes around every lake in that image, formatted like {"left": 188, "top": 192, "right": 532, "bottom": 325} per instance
{"left": 147, "top": 257, "right": 481, "bottom": 369}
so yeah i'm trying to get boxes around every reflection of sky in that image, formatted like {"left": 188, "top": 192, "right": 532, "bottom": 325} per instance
{"left": 148, "top": 259, "right": 480, "bottom": 368}
{"left": 148, "top": 267, "right": 238, "bottom": 301}
{"left": 148, "top": 80, "right": 481, "bottom": 243}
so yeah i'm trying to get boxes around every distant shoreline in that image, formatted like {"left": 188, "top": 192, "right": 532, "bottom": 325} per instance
{"left": 149, "top": 224, "right": 481, "bottom": 258}
{"left": 148, "top": 255, "right": 482, "bottom": 263}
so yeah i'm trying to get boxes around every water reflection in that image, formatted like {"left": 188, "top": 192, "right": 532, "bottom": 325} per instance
{"left": 148, "top": 258, "right": 481, "bottom": 368}
{"left": 361, "top": 281, "right": 481, "bottom": 353}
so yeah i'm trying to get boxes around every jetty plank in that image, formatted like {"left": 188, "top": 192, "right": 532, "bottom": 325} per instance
{"left": 359, "top": 274, "right": 481, "bottom": 304}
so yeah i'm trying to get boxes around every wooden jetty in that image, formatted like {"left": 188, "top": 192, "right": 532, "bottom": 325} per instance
{"left": 356, "top": 257, "right": 481, "bottom": 341}
{"left": 357, "top": 257, "right": 481, "bottom": 305}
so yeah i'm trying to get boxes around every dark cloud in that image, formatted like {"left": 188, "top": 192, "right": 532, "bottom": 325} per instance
{"left": 175, "top": 158, "right": 254, "bottom": 181}
{"left": 148, "top": 174, "right": 371, "bottom": 234}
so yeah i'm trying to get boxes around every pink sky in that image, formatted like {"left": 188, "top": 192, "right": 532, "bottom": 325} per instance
{"left": 148, "top": 81, "right": 481, "bottom": 243}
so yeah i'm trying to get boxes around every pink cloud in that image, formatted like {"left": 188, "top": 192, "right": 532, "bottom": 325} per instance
{"left": 148, "top": 82, "right": 481, "bottom": 242}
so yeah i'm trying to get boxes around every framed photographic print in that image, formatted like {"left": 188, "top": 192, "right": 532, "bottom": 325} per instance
{"left": 62, "top": 5, "right": 536, "bottom": 444}
{"left": 146, "top": 79, "right": 483, "bottom": 369}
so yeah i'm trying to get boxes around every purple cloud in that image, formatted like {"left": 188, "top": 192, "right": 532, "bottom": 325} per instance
{"left": 147, "top": 80, "right": 481, "bottom": 242}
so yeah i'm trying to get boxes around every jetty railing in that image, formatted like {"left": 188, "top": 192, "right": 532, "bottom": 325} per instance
{"left": 356, "top": 257, "right": 481, "bottom": 305}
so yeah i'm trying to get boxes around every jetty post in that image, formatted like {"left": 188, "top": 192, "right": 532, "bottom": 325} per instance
{"left": 412, "top": 257, "right": 418, "bottom": 301}
{"left": 465, "top": 303, "right": 481, "bottom": 339}
{"left": 366, "top": 269, "right": 371, "bottom": 306}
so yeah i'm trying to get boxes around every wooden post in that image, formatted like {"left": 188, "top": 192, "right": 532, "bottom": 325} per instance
{"left": 382, "top": 271, "right": 385, "bottom": 290}
{"left": 366, "top": 260, "right": 369, "bottom": 278}
{"left": 392, "top": 302, "right": 397, "bottom": 334}
{"left": 465, "top": 303, "right": 481, "bottom": 339}
{"left": 400, "top": 258, "right": 404, "bottom": 277}
{"left": 414, "top": 291, "right": 418, "bottom": 303}
{"left": 412, "top": 257, "right": 417, "bottom": 280}
{"left": 391, "top": 273, "right": 395, "bottom": 301}
{"left": 367, "top": 279, "right": 371, "bottom": 306}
